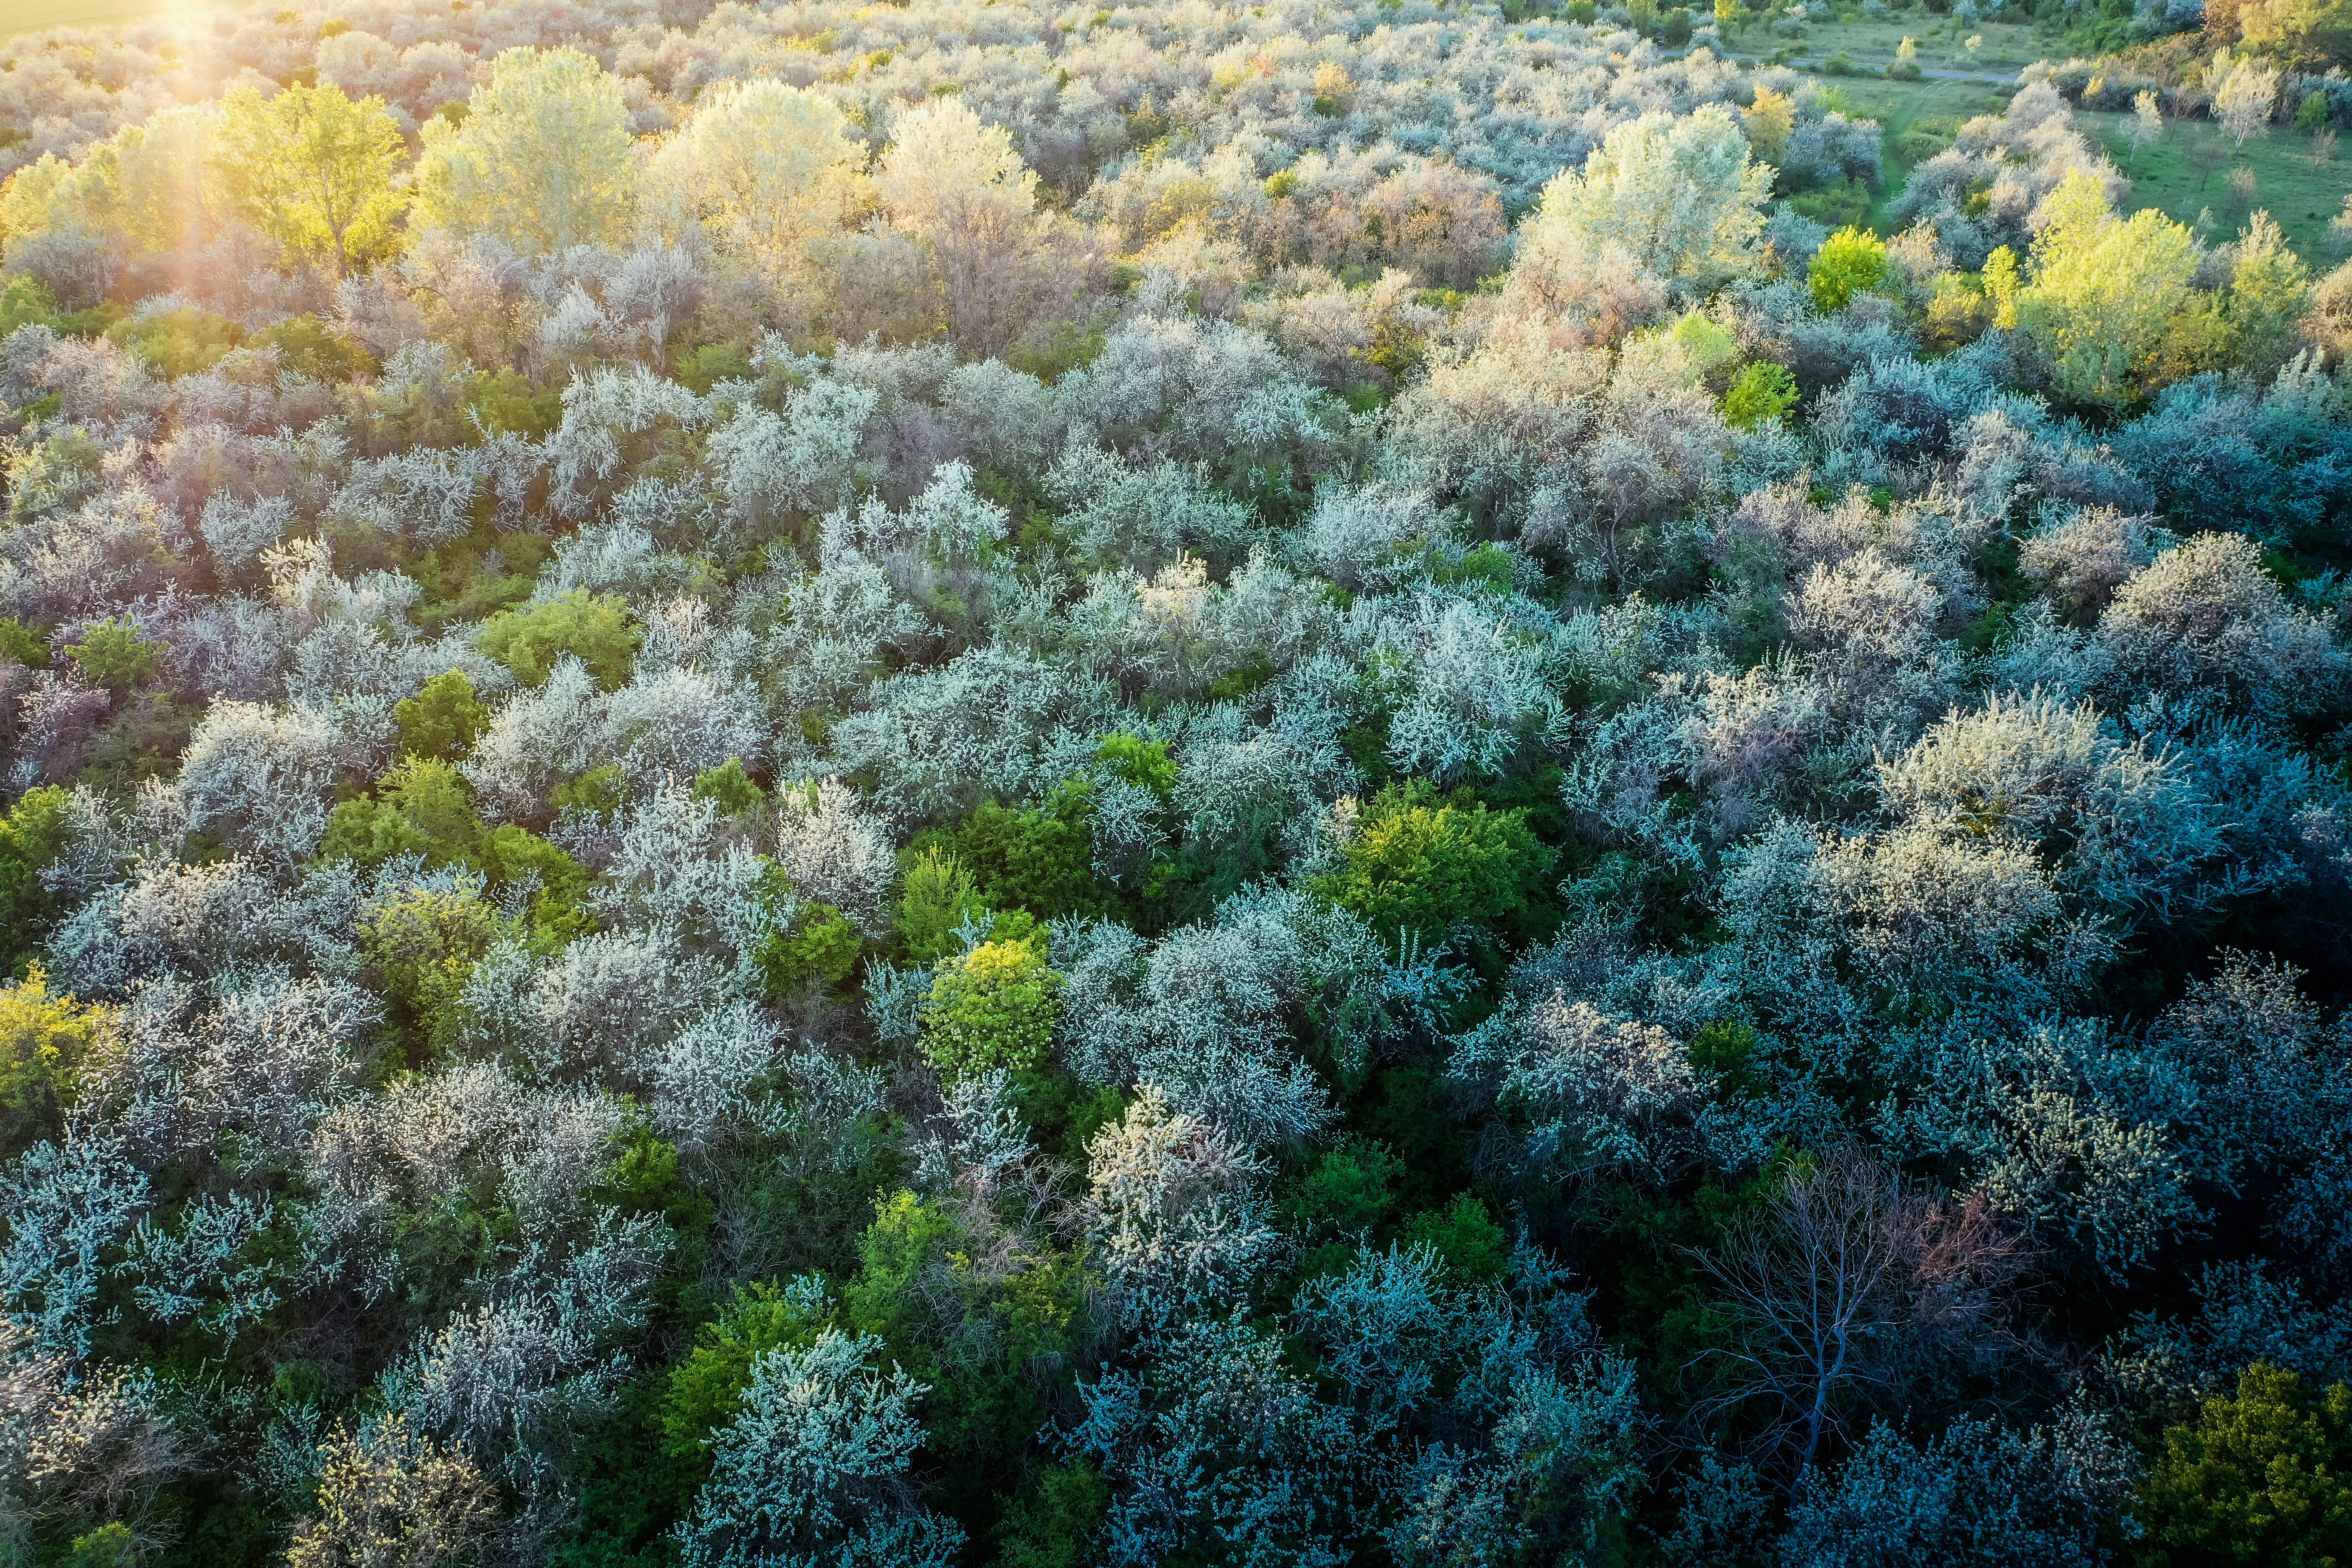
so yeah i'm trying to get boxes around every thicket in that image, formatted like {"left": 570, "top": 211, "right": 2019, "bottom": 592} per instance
{"left": 0, "top": 0, "right": 2349, "bottom": 1565}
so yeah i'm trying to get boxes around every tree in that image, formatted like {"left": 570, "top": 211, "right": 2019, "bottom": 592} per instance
{"left": 318, "top": 756, "right": 487, "bottom": 870}
{"left": 2128, "top": 91, "right": 2164, "bottom": 167}
{"left": 896, "top": 847, "right": 990, "bottom": 965}
{"left": 1743, "top": 86, "right": 1794, "bottom": 163}
{"left": 1692, "top": 1151, "right": 2031, "bottom": 1489}
{"left": 477, "top": 590, "right": 640, "bottom": 689}
{"left": 874, "top": 97, "right": 1047, "bottom": 354}
{"left": 414, "top": 46, "right": 636, "bottom": 255}
{"left": 1809, "top": 225, "right": 1889, "bottom": 312}
{"left": 1784, "top": 1414, "right": 2119, "bottom": 1568}
{"left": 0, "top": 786, "right": 71, "bottom": 966}
{"left": 1522, "top": 104, "right": 1773, "bottom": 285}
{"left": 1313, "top": 785, "right": 1556, "bottom": 943}
{"left": 1722, "top": 360, "right": 1799, "bottom": 428}
{"left": 659, "top": 1276, "right": 835, "bottom": 1464}
{"left": 395, "top": 671, "right": 491, "bottom": 760}
{"left": 2211, "top": 55, "right": 2282, "bottom": 150}
{"left": 2096, "top": 531, "right": 2340, "bottom": 716}
{"left": 0, "top": 967, "right": 112, "bottom": 1158}
{"left": 2014, "top": 172, "right": 2197, "bottom": 407}
{"left": 673, "top": 1329, "right": 965, "bottom": 1568}
{"left": 285, "top": 1417, "right": 499, "bottom": 1568}
{"left": 2134, "top": 1363, "right": 2352, "bottom": 1567}
{"left": 650, "top": 79, "right": 865, "bottom": 290}
{"left": 2239, "top": 0, "right": 2352, "bottom": 67}
{"left": 920, "top": 939, "right": 1062, "bottom": 1083}
{"left": 211, "top": 82, "right": 408, "bottom": 277}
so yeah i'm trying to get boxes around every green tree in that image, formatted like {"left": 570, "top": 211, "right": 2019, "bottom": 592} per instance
{"left": 415, "top": 46, "right": 637, "bottom": 255}
{"left": 755, "top": 900, "right": 863, "bottom": 993}
{"left": 920, "top": 939, "right": 1061, "bottom": 1081}
{"left": 0, "top": 787, "right": 71, "bottom": 967}
{"left": 2223, "top": 210, "right": 2312, "bottom": 376}
{"left": 2015, "top": 171, "right": 2197, "bottom": 408}
{"left": 357, "top": 886, "right": 505, "bottom": 1050}
{"left": 896, "top": 846, "right": 989, "bottom": 965}
{"left": 1313, "top": 785, "right": 1557, "bottom": 943}
{"left": 658, "top": 1279, "right": 835, "bottom": 1465}
{"left": 255, "top": 313, "right": 376, "bottom": 380}
{"left": 994, "top": 1462, "right": 1112, "bottom": 1568}
{"left": 1722, "top": 361, "right": 1799, "bottom": 429}
{"left": 395, "top": 670, "right": 490, "bottom": 760}
{"left": 479, "top": 823, "right": 594, "bottom": 938}
{"left": 317, "top": 756, "right": 486, "bottom": 869}
{"left": 2134, "top": 1362, "right": 2352, "bottom": 1567}
{"left": 477, "top": 590, "right": 640, "bottom": 688}
{"left": 839, "top": 1191, "right": 1088, "bottom": 1472}
{"left": 62, "top": 616, "right": 162, "bottom": 697}
{"left": 1399, "top": 1193, "right": 1511, "bottom": 1284}
{"left": 691, "top": 756, "right": 768, "bottom": 818}
{"left": 940, "top": 783, "right": 1101, "bottom": 921}
{"left": 213, "top": 82, "right": 409, "bottom": 277}
{"left": 0, "top": 966, "right": 113, "bottom": 1158}
{"left": 646, "top": 78, "right": 865, "bottom": 290}
{"left": 1808, "top": 225, "right": 1889, "bottom": 313}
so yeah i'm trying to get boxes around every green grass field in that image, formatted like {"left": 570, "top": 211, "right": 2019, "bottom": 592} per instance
{"left": 1746, "top": 10, "right": 2351, "bottom": 266}
{"left": 2082, "top": 108, "right": 2347, "bottom": 263}
{"left": 3, "top": 0, "right": 177, "bottom": 42}
{"left": 1724, "top": 8, "right": 2041, "bottom": 76}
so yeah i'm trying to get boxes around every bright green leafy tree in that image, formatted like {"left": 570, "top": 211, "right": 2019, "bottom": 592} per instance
{"left": 213, "top": 81, "right": 409, "bottom": 277}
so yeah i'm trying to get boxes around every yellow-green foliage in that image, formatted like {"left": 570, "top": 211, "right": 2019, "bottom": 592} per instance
{"left": 0, "top": 966, "right": 114, "bottom": 1156}
{"left": 254, "top": 314, "right": 377, "bottom": 381}
{"left": 356, "top": 887, "right": 505, "bottom": 1049}
{"left": 478, "top": 590, "right": 640, "bottom": 687}
{"left": 658, "top": 1278, "right": 834, "bottom": 1462}
{"left": 212, "top": 81, "right": 410, "bottom": 276}
{"left": 1722, "top": 360, "right": 1798, "bottom": 429}
{"left": 1807, "top": 225, "right": 1889, "bottom": 312}
{"left": 895, "top": 845, "right": 987, "bottom": 965}
{"left": 1314, "top": 785, "right": 1556, "bottom": 942}
{"left": 691, "top": 756, "right": 768, "bottom": 818}
{"left": 106, "top": 308, "right": 244, "bottom": 377}
{"left": 0, "top": 787, "right": 74, "bottom": 961}
{"left": 2015, "top": 171, "right": 2196, "bottom": 409}
{"left": 920, "top": 938, "right": 1061, "bottom": 1081}
{"left": 2133, "top": 1361, "right": 2352, "bottom": 1566}
{"left": 61, "top": 615, "right": 162, "bottom": 697}
{"left": 756, "top": 901, "right": 863, "bottom": 992}
{"left": 840, "top": 1191, "right": 1088, "bottom": 1463}
{"left": 480, "top": 824, "right": 593, "bottom": 937}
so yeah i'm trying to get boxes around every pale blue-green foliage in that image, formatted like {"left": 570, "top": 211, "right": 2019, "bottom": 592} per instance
{"left": 1050, "top": 445, "right": 1260, "bottom": 575}
{"left": 3, "top": 3, "right": 2349, "bottom": 1559}
{"left": 1448, "top": 993, "right": 1738, "bottom": 1185}
{"left": 676, "top": 1327, "right": 963, "bottom": 1568}
{"left": 707, "top": 373, "right": 876, "bottom": 530}
{"left": 1057, "top": 882, "right": 1467, "bottom": 1152}
{"left": 1779, "top": 1410, "right": 2121, "bottom": 1568}
{"left": 2115, "top": 1259, "right": 2352, "bottom": 1401}
{"left": 0, "top": 1129, "right": 150, "bottom": 1357}
{"left": 1066, "top": 1317, "right": 1372, "bottom": 1568}
{"left": 1061, "top": 1240, "right": 1644, "bottom": 1566}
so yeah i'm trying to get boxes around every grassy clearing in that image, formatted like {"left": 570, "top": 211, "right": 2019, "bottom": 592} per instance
{"left": 1753, "top": 12, "right": 2351, "bottom": 265}
{"left": 1726, "top": 9, "right": 2042, "bottom": 75}
{"left": 2086, "top": 109, "right": 2348, "bottom": 264}
{"left": 3, "top": 0, "right": 175, "bottom": 42}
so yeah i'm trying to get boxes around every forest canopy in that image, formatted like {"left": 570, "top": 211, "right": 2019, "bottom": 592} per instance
{"left": 0, "top": 0, "right": 2350, "bottom": 1564}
